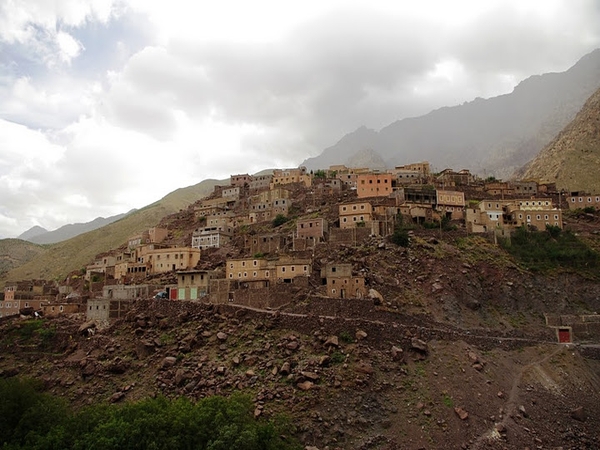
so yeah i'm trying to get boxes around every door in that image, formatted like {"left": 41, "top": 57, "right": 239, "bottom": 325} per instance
{"left": 558, "top": 328, "right": 571, "bottom": 343}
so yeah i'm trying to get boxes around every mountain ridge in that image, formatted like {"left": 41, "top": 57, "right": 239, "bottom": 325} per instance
{"left": 302, "top": 48, "right": 600, "bottom": 177}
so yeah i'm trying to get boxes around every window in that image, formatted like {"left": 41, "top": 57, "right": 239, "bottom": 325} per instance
{"left": 536, "top": 215, "right": 541, "bottom": 220}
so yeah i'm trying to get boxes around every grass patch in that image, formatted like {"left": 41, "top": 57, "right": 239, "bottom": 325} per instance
{"left": 499, "top": 226, "right": 600, "bottom": 276}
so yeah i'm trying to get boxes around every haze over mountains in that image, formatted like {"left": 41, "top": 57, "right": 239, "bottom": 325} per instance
{"left": 18, "top": 212, "right": 134, "bottom": 245}
{"left": 302, "top": 48, "right": 600, "bottom": 178}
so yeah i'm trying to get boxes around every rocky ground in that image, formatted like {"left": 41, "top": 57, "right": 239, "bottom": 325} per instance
{"left": 2, "top": 216, "right": 600, "bottom": 449}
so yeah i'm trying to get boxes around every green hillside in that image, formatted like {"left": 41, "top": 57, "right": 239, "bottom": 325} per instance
{"left": 0, "top": 239, "right": 46, "bottom": 277}
{"left": 0, "top": 178, "right": 223, "bottom": 286}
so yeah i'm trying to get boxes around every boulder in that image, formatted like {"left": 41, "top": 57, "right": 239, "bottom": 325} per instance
{"left": 411, "top": 338, "right": 428, "bottom": 354}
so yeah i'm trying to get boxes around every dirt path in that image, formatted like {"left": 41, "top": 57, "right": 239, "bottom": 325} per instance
{"left": 471, "top": 344, "right": 566, "bottom": 449}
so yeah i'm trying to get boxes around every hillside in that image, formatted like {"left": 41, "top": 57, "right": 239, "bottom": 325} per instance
{"left": 302, "top": 48, "right": 600, "bottom": 178}
{"left": 1, "top": 226, "right": 600, "bottom": 449}
{"left": 0, "top": 239, "right": 46, "bottom": 276}
{"left": 518, "top": 87, "right": 600, "bottom": 192}
{"left": 0, "top": 178, "right": 223, "bottom": 285}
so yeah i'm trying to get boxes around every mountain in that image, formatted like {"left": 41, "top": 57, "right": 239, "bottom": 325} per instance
{"left": 518, "top": 87, "right": 600, "bottom": 192}
{"left": 18, "top": 212, "right": 133, "bottom": 245}
{"left": 17, "top": 226, "right": 48, "bottom": 241}
{"left": 0, "top": 178, "right": 223, "bottom": 284}
{"left": 302, "top": 48, "right": 600, "bottom": 178}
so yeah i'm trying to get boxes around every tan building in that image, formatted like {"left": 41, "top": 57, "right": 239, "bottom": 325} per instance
{"left": 466, "top": 198, "right": 562, "bottom": 233}
{"left": 437, "top": 169, "right": 474, "bottom": 186}
{"left": 146, "top": 247, "right": 201, "bottom": 274}
{"left": 436, "top": 189, "right": 466, "bottom": 220}
{"left": 320, "top": 263, "right": 366, "bottom": 299}
{"left": 485, "top": 182, "right": 515, "bottom": 196}
{"left": 128, "top": 227, "right": 168, "bottom": 249}
{"left": 230, "top": 173, "right": 251, "bottom": 187}
{"left": 191, "top": 227, "right": 232, "bottom": 249}
{"left": 357, "top": 173, "right": 393, "bottom": 198}
{"left": 339, "top": 201, "right": 373, "bottom": 229}
{"left": 226, "top": 257, "right": 311, "bottom": 285}
{"left": 566, "top": 193, "right": 600, "bottom": 210}
{"left": 296, "top": 217, "right": 328, "bottom": 240}
{"left": 271, "top": 167, "right": 312, "bottom": 188}
{"left": 175, "top": 270, "right": 213, "bottom": 300}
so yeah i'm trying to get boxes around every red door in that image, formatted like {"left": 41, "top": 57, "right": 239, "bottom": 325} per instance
{"left": 558, "top": 328, "right": 571, "bottom": 343}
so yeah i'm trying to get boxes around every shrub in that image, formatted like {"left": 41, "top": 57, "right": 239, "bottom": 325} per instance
{"left": 272, "top": 214, "right": 288, "bottom": 227}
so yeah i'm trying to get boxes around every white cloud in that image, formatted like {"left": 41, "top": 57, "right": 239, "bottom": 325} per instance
{"left": 1, "top": 0, "right": 600, "bottom": 239}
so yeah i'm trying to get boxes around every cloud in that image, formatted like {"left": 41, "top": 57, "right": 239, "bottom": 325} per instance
{"left": 1, "top": 0, "right": 600, "bottom": 239}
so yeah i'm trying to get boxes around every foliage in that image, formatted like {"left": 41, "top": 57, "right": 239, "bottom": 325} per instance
{"left": 0, "top": 379, "right": 301, "bottom": 450}
{"left": 313, "top": 170, "right": 327, "bottom": 179}
{"left": 390, "top": 214, "right": 410, "bottom": 247}
{"left": 339, "top": 330, "right": 354, "bottom": 344}
{"left": 272, "top": 214, "right": 289, "bottom": 228}
{"left": 583, "top": 206, "right": 596, "bottom": 214}
{"left": 499, "top": 226, "right": 600, "bottom": 274}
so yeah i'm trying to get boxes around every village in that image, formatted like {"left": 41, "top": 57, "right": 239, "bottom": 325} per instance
{"left": 1, "top": 161, "right": 598, "bottom": 331}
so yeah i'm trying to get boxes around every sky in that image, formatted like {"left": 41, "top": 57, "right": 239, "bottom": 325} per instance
{"left": 1, "top": 0, "right": 599, "bottom": 239}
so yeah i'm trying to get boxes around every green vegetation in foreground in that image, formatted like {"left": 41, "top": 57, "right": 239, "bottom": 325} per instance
{"left": 499, "top": 225, "right": 600, "bottom": 274}
{"left": 0, "top": 377, "right": 301, "bottom": 450}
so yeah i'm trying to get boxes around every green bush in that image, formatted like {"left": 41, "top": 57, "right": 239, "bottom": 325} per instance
{"left": 0, "top": 379, "right": 301, "bottom": 450}
{"left": 272, "top": 214, "right": 288, "bottom": 227}
{"left": 499, "top": 226, "right": 600, "bottom": 274}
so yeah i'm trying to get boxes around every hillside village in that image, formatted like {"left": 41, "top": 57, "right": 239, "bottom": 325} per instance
{"left": 3, "top": 161, "right": 600, "bottom": 449}
{"left": 2, "top": 161, "right": 595, "bottom": 327}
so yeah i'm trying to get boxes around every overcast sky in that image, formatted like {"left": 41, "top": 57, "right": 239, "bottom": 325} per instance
{"left": 1, "top": 0, "right": 599, "bottom": 239}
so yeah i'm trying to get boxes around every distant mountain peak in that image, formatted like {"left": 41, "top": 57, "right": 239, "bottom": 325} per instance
{"left": 302, "top": 48, "right": 600, "bottom": 179}
{"left": 17, "top": 226, "right": 48, "bottom": 241}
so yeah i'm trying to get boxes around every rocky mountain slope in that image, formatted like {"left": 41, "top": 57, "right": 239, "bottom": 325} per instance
{"left": 2, "top": 225, "right": 600, "bottom": 449}
{"left": 518, "top": 87, "right": 600, "bottom": 192}
{"left": 302, "top": 48, "right": 600, "bottom": 179}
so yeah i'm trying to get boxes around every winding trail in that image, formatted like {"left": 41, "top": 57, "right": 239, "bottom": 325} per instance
{"left": 470, "top": 344, "right": 566, "bottom": 449}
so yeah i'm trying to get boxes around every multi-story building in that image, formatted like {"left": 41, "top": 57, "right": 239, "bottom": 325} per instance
{"left": 175, "top": 270, "right": 213, "bottom": 300}
{"left": 466, "top": 198, "right": 562, "bottom": 233}
{"left": 191, "top": 227, "right": 232, "bottom": 249}
{"left": 296, "top": 217, "right": 328, "bottom": 240}
{"left": 320, "top": 263, "right": 366, "bottom": 299}
{"left": 356, "top": 173, "right": 393, "bottom": 198}
{"left": 271, "top": 167, "right": 312, "bottom": 188}
{"left": 146, "top": 247, "right": 201, "bottom": 274}
{"left": 436, "top": 190, "right": 466, "bottom": 220}
{"left": 339, "top": 201, "right": 373, "bottom": 229}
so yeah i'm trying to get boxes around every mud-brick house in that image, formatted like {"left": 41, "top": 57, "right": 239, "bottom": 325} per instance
{"left": 320, "top": 263, "right": 366, "bottom": 299}
{"left": 191, "top": 226, "right": 233, "bottom": 249}
{"left": 566, "top": 193, "right": 600, "bottom": 210}
{"left": 436, "top": 168, "right": 474, "bottom": 186}
{"left": 85, "top": 255, "right": 117, "bottom": 281}
{"left": 339, "top": 201, "right": 373, "bottom": 229}
{"left": 42, "top": 302, "right": 81, "bottom": 317}
{"left": 86, "top": 298, "right": 132, "bottom": 323}
{"left": 222, "top": 186, "right": 240, "bottom": 200}
{"left": 275, "top": 258, "right": 311, "bottom": 284}
{"left": 226, "top": 258, "right": 274, "bottom": 288}
{"left": 296, "top": 217, "right": 328, "bottom": 239}
{"left": 513, "top": 180, "right": 538, "bottom": 196}
{"left": 484, "top": 181, "right": 514, "bottom": 197}
{"left": 356, "top": 173, "right": 393, "bottom": 198}
{"left": 248, "top": 174, "right": 273, "bottom": 191}
{"left": 466, "top": 198, "right": 562, "bottom": 233}
{"left": 146, "top": 247, "right": 201, "bottom": 274}
{"left": 436, "top": 189, "right": 465, "bottom": 220}
{"left": 271, "top": 167, "right": 312, "bottom": 188}
{"left": 230, "top": 173, "right": 251, "bottom": 187}
{"left": 244, "top": 233, "right": 287, "bottom": 255}
{"left": 127, "top": 227, "right": 168, "bottom": 249}
{"left": 175, "top": 270, "right": 214, "bottom": 300}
